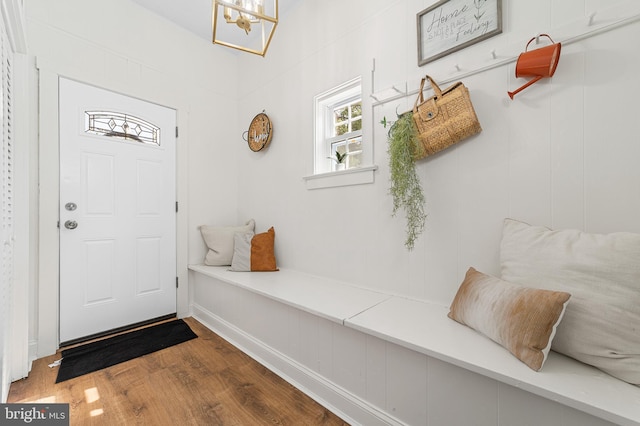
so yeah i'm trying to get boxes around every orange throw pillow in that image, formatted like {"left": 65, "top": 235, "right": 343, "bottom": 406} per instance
{"left": 251, "top": 227, "right": 278, "bottom": 271}
{"left": 230, "top": 227, "right": 278, "bottom": 272}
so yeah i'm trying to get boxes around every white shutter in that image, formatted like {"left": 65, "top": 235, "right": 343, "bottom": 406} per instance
{"left": 0, "top": 20, "right": 13, "bottom": 402}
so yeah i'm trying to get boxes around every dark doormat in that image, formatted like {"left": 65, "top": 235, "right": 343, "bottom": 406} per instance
{"left": 55, "top": 319, "right": 197, "bottom": 383}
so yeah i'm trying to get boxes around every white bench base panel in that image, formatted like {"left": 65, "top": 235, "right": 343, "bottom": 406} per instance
{"left": 189, "top": 265, "right": 639, "bottom": 426}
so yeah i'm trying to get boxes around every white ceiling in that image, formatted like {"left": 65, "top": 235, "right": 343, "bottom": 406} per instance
{"left": 131, "top": 0, "right": 298, "bottom": 45}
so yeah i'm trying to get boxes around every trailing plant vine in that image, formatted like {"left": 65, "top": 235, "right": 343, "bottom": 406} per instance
{"left": 384, "top": 112, "right": 426, "bottom": 250}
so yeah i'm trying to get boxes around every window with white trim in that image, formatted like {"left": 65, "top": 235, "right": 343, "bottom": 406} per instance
{"left": 314, "top": 77, "right": 362, "bottom": 174}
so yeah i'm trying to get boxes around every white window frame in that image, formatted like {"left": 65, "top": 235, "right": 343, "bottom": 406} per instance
{"left": 313, "top": 77, "right": 361, "bottom": 174}
{"left": 306, "top": 76, "right": 376, "bottom": 190}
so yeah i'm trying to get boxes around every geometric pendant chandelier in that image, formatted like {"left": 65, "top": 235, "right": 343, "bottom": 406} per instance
{"left": 212, "top": 0, "right": 278, "bottom": 56}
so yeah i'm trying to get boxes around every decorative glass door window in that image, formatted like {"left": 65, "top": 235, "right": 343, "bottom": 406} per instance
{"left": 85, "top": 111, "right": 160, "bottom": 146}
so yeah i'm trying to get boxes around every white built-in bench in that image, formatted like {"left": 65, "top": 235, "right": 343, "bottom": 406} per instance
{"left": 188, "top": 264, "right": 640, "bottom": 426}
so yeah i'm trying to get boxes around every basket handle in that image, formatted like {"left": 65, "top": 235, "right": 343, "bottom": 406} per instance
{"left": 524, "top": 34, "right": 555, "bottom": 51}
{"left": 414, "top": 75, "right": 443, "bottom": 109}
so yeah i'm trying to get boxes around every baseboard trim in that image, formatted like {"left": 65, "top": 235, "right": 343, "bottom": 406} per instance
{"left": 190, "top": 303, "right": 404, "bottom": 426}
{"left": 28, "top": 340, "right": 37, "bottom": 371}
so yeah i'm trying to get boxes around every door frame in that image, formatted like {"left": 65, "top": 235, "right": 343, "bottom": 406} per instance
{"left": 36, "top": 70, "right": 189, "bottom": 356}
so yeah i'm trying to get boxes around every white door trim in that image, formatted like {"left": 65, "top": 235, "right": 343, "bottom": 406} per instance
{"left": 36, "top": 69, "right": 189, "bottom": 357}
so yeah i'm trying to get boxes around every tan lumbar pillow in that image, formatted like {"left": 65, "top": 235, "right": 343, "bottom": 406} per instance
{"left": 448, "top": 267, "right": 571, "bottom": 371}
{"left": 199, "top": 219, "right": 255, "bottom": 266}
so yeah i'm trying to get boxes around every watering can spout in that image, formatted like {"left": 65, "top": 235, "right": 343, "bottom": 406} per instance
{"left": 508, "top": 75, "right": 544, "bottom": 99}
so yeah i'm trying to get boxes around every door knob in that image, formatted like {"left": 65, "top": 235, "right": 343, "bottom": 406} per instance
{"left": 64, "top": 220, "right": 78, "bottom": 230}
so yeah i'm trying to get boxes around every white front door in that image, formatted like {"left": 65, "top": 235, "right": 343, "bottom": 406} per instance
{"left": 59, "top": 78, "right": 176, "bottom": 344}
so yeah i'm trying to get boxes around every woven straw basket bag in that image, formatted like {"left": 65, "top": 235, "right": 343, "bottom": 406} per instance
{"left": 412, "top": 75, "right": 482, "bottom": 159}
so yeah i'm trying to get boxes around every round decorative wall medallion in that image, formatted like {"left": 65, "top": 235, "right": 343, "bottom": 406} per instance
{"left": 245, "top": 112, "right": 273, "bottom": 152}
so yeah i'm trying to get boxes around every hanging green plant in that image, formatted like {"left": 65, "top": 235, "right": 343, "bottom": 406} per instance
{"left": 384, "top": 112, "right": 427, "bottom": 250}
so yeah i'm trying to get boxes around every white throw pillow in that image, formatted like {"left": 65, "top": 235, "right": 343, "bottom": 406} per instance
{"left": 199, "top": 219, "right": 255, "bottom": 266}
{"left": 500, "top": 218, "right": 640, "bottom": 384}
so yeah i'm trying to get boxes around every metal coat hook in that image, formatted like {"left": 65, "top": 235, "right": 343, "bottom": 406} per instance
{"left": 490, "top": 49, "right": 497, "bottom": 59}
{"left": 588, "top": 12, "right": 597, "bottom": 26}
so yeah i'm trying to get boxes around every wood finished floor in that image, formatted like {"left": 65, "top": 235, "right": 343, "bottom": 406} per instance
{"left": 8, "top": 317, "right": 350, "bottom": 426}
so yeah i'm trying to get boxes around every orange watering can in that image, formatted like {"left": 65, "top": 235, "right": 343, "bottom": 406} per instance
{"left": 508, "top": 34, "right": 561, "bottom": 99}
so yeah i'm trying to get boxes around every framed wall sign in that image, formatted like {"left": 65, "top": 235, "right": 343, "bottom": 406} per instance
{"left": 417, "top": 0, "right": 502, "bottom": 66}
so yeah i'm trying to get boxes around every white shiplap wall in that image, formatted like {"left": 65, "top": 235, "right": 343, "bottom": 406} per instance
{"left": 233, "top": 0, "right": 640, "bottom": 306}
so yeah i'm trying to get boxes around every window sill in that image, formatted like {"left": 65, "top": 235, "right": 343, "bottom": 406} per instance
{"left": 303, "top": 165, "right": 378, "bottom": 190}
